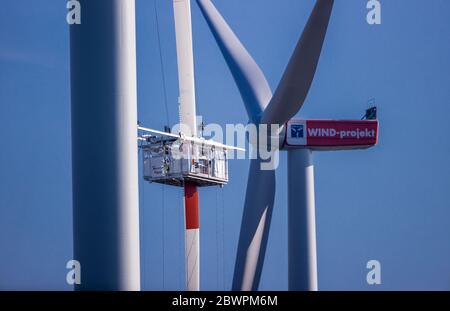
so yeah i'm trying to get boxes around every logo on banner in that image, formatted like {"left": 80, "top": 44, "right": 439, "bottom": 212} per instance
{"left": 287, "top": 121, "right": 307, "bottom": 145}
{"left": 291, "top": 124, "right": 304, "bottom": 138}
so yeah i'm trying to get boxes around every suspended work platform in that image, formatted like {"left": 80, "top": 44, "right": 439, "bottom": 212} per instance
{"left": 138, "top": 126, "right": 243, "bottom": 187}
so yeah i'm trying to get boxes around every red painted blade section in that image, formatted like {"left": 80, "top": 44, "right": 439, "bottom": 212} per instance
{"left": 184, "top": 182, "right": 199, "bottom": 229}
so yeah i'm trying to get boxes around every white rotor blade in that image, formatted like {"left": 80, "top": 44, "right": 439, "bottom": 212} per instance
{"left": 196, "top": 0, "right": 273, "bottom": 122}
{"left": 138, "top": 126, "right": 245, "bottom": 151}
{"left": 232, "top": 159, "right": 276, "bottom": 291}
{"left": 174, "top": 0, "right": 197, "bottom": 136}
{"left": 261, "top": 0, "right": 334, "bottom": 125}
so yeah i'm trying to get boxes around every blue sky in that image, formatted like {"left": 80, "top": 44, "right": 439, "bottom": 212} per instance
{"left": 1, "top": 0, "right": 450, "bottom": 290}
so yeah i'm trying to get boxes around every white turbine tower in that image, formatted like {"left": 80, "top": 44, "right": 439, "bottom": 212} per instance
{"left": 69, "top": 0, "right": 141, "bottom": 290}
{"left": 197, "top": 0, "right": 378, "bottom": 291}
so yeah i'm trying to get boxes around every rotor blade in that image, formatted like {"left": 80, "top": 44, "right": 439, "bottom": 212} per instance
{"left": 232, "top": 159, "right": 276, "bottom": 291}
{"left": 138, "top": 126, "right": 180, "bottom": 138}
{"left": 174, "top": 0, "right": 197, "bottom": 136}
{"left": 138, "top": 126, "right": 246, "bottom": 151}
{"left": 261, "top": 0, "right": 334, "bottom": 125}
{"left": 196, "top": 0, "right": 272, "bottom": 123}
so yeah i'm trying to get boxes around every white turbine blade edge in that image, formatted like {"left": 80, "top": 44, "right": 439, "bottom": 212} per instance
{"left": 138, "top": 126, "right": 180, "bottom": 138}
{"left": 174, "top": 0, "right": 197, "bottom": 136}
{"left": 232, "top": 159, "right": 276, "bottom": 291}
{"left": 138, "top": 126, "right": 245, "bottom": 152}
{"left": 261, "top": 0, "right": 334, "bottom": 125}
{"left": 196, "top": 0, "right": 273, "bottom": 122}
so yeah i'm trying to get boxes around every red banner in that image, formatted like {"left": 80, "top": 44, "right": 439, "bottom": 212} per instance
{"left": 285, "top": 119, "right": 378, "bottom": 150}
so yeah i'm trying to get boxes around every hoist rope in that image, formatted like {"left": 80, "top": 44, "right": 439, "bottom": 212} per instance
{"left": 178, "top": 189, "right": 182, "bottom": 289}
{"left": 221, "top": 187, "right": 226, "bottom": 290}
{"left": 161, "top": 184, "right": 166, "bottom": 289}
{"left": 153, "top": 0, "right": 168, "bottom": 289}
{"left": 215, "top": 188, "right": 219, "bottom": 289}
{"left": 154, "top": 0, "right": 170, "bottom": 127}
{"left": 138, "top": 146, "right": 146, "bottom": 290}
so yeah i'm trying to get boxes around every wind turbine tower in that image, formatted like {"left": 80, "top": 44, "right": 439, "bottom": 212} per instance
{"left": 69, "top": 0, "right": 141, "bottom": 290}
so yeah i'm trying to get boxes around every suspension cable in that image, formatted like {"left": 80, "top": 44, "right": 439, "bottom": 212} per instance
{"left": 215, "top": 188, "right": 219, "bottom": 289}
{"left": 161, "top": 184, "right": 166, "bottom": 289}
{"left": 138, "top": 146, "right": 146, "bottom": 290}
{"left": 154, "top": 0, "right": 170, "bottom": 127}
{"left": 178, "top": 188, "right": 182, "bottom": 289}
{"left": 221, "top": 187, "right": 225, "bottom": 290}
